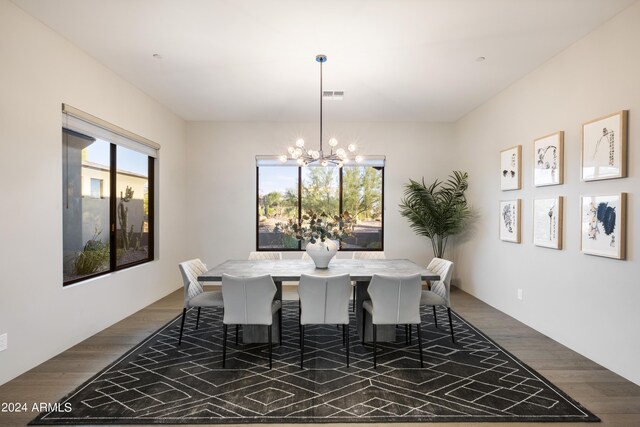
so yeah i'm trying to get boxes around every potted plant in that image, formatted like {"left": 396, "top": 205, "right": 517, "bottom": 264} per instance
{"left": 277, "top": 210, "right": 353, "bottom": 268}
{"left": 399, "top": 171, "right": 471, "bottom": 259}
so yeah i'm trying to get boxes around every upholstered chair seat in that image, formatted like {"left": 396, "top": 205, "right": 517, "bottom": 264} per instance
{"left": 177, "top": 259, "right": 224, "bottom": 346}
{"left": 298, "top": 274, "right": 352, "bottom": 369}
{"left": 421, "top": 257, "right": 455, "bottom": 342}
{"left": 362, "top": 273, "right": 424, "bottom": 368}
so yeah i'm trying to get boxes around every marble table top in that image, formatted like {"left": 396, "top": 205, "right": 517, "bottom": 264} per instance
{"left": 198, "top": 258, "right": 440, "bottom": 282}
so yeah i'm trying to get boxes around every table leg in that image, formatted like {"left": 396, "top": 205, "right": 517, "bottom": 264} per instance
{"left": 241, "top": 280, "right": 282, "bottom": 344}
{"left": 355, "top": 280, "right": 396, "bottom": 342}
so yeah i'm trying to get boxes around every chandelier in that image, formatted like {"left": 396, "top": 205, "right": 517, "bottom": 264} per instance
{"left": 279, "top": 54, "right": 362, "bottom": 167}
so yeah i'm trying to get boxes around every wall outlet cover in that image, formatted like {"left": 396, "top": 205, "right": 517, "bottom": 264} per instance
{"left": 0, "top": 333, "right": 7, "bottom": 352}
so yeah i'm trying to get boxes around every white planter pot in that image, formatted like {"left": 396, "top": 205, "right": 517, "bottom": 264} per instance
{"left": 305, "top": 239, "right": 338, "bottom": 269}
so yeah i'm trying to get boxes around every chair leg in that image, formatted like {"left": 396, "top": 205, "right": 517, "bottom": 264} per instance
{"left": 345, "top": 323, "right": 350, "bottom": 368}
{"left": 178, "top": 308, "right": 187, "bottom": 345}
{"left": 342, "top": 323, "right": 346, "bottom": 346}
{"left": 447, "top": 307, "right": 455, "bottom": 343}
{"left": 433, "top": 306, "right": 438, "bottom": 328}
{"left": 405, "top": 324, "right": 408, "bottom": 345}
{"left": 222, "top": 324, "right": 228, "bottom": 368}
{"left": 269, "top": 325, "right": 273, "bottom": 370}
{"left": 362, "top": 309, "right": 366, "bottom": 345}
{"left": 409, "top": 324, "right": 412, "bottom": 345}
{"left": 195, "top": 307, "right": 201, "bottom": 329}
{"left": 417, "top": 323, "right": 424, "bottom": 368}
{"left": 235, "top": 325, "right": 239, "bottom": 345}
{"left": 279, "top": 308, "right": 283, "bottom": 347}
{"left": 300, "top": 325, "right": 304, "bottom": 370}
{"left": 373, "top": 324, "right": 378, "bottom": 369}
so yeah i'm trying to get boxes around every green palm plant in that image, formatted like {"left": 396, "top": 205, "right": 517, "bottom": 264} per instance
{"left": 399, "top": 171, "right": 471, "bottom": 258}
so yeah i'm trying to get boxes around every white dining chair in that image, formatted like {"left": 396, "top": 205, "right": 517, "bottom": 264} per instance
{"left": 177, "top": 259, "right": 224, "bottom": 345}
{"left": 221, "top": 274, "right": 282, "bottom": 369}
{"left": 351, "top": 251, "right": 386, "bottom": 311}
{"left": 248, "top": 251, "right": 283, "bottom": 260}
{"left": 298, "top": 274, "right": 352, "bottom": 369}
{"left": 362, "top": 273, "right": 424, "bottom": 368}
{"left": 421, "top": 258, "right": 455, "bottom": 342}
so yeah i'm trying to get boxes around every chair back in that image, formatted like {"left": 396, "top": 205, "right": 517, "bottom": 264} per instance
{"left": 352, "top": 251, "right": 386, "bottom": 260}
{"left": 367, "top": 273, "right": 422, "bottom": 325}
{"left": 248, "top": 251, "right": 282, "bottom": 260}
{"left": 426, "top": 258, "right": 454, "bottom": 306}
{"left": 178, "top": 259, "right": 207, "bottom": 306}
{"left": 222, "top": 274, "right": 276, "bottom": 325}
{"left": 299, "top": 274, "right": 351, "bottom": 325}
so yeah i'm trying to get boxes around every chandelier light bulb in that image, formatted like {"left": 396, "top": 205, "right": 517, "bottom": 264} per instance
{"left": 355, "top": 155, "right": 363, "bottom": 163}
{"left": 312, "top": 150, "right": 320, "bottom": 159}
{"left": 328, "top": 137, "right": 338, "bottom": 147}
{"left": 296, "top": 158, "right": 304, "bottom": 165}
{"left": 287, "top": 146, "right": 295, "bottom": 154}
{"left": 337, "top": 161, "right": 344, "bottom": 168}
{"left": 336, "top": 148, "right": 346, "bottom": 157}
{"left": 321, "top": 160, "right": 329, "bottom": 167}
{"left": 296, "top": 138, "right": 305, "bottom": 147}
{"left": 279, "top": 155, "right": 288, "bottom": 163}
{"left": 348, "top": 143, "right": 357, "bottom": 152}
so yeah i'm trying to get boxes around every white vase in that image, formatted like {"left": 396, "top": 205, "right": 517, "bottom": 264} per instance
{"left": 305, "top": 239, "right": 338, "bottom": 269}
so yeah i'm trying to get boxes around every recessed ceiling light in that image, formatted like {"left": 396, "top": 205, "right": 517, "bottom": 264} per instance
{"left": 476, "top": 56, "right": 486, "bottom": 62}
{"left": 152, "top": 53, "right": 163, "bottom": 60}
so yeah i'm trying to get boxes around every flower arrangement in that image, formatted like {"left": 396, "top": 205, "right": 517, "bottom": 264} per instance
{"left": 277, "top": 210, "right": 354, "bottom": 244}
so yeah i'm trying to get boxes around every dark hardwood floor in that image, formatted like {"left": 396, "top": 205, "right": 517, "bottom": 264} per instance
{"left": 1, "top": 286, "right": 639, "bottom": 426}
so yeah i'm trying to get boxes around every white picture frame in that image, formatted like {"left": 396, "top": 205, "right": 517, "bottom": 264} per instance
{"left": 500, "top": 145, "right": 522, "bottom": 190}
{"left": 533, "top": 197, "right": 563, "bottom": 249}
{"left": 499, "top": 199, "right": 521, "bottom": 243}
{"left": 580, "top": 193, "right": 627, "bottom": 259}
{"left": 534, "top": 132, "right": 563, "bottom": 186}
{"left": 582, "top": 111, "right": 628, "bottom": 181}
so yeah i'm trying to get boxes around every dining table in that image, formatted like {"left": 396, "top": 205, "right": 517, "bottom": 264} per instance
{"left": 198, "top": 258, "right": 440, "bottom": 344}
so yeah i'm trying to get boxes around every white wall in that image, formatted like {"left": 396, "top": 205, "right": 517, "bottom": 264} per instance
{"left": 0, "top": 0, "right": 188, "bottom": 385}
{"left": 186, "top": 121, "right": 456, "bottom": 266}
{"left": 454, "top": 1, "right": 640, "bottom": 385}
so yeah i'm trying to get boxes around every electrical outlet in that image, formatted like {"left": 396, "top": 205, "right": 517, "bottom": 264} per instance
{"left": 517, "top": 289, "right": 523, "bottom": 300}
{"left": 0, "top": 333, "right": 7, "bottom": 352}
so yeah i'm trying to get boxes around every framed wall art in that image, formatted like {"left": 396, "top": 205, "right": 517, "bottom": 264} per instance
{"left": 500, "top": 145, "right": 522, "bottom": 190}
{"left": 533, "top": 197, "right": 563, "bottom": 249}
{"left": 499, "top": 199, "right": 521, "bottom": 243}
{"left": 534, "top": 131, "right": 563, "bottom": 186}
{"left": 582, "top": 110, "right": 628, "bottom": 181}
{"left": 580, "top": 193, "right": 627, "bottom": 259}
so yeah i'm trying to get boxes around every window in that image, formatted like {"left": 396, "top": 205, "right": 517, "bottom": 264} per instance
{"left": 256, "top": 157, "right": 384, "bottom": 251}
{"left": 62, "top": 105, "right": 158, "bottom": 285}
{"left": 90, "top": 178, "right": 103, "bottom": 199}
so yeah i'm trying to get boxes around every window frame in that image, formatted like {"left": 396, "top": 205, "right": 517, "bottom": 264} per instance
{"left": 62, "top": 106, "right": 157, "bottom": 286}
{"left": 255, "top": 161, "right": 384, "bottom": 252}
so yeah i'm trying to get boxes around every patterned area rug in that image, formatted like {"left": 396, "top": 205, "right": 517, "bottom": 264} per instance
{"left": 31, "top": 302, "right": 599, "bottom": 424}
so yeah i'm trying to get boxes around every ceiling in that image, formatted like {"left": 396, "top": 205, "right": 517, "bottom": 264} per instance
{"left": 13, "top": 0, "right": 637, "bottom": 122}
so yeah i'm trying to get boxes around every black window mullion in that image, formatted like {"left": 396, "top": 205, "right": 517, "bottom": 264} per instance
{"left": 109, "top": 143, "right": 117, "bottom": 272}
{"left": 147, "top": 156, "right": 155, "bottom": 262}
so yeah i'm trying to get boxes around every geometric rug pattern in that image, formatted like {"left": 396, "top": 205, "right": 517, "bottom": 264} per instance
{"left": 31, "top": 302, "right": 599, "bottom": 424}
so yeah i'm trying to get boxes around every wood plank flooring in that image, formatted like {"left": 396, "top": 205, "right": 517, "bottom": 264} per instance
{"left": 1, "top": 286, "right": 639, "bottom": 426}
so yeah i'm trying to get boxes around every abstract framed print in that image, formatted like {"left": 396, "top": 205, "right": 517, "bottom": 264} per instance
{"left": 533, "top": 197, "right": 563, "bottom": 249}
{"left": 581, "top": 193, "right": 627, "bottom": 259}
{"left": 499, "top": 199, "right": 521, "bottom": 243}
{"left": 534, "top": 131, "right": 563, "bottom": 186}
{"left": 582, "top": 111, "right": 628, "bottom": 181}
{"left": 500, "top": 145, "right": 522, "bottom": 190}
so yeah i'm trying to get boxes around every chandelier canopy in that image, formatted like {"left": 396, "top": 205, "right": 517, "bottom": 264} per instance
{"left": 280, "top": 54, "right": 362, "bottom": 167}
